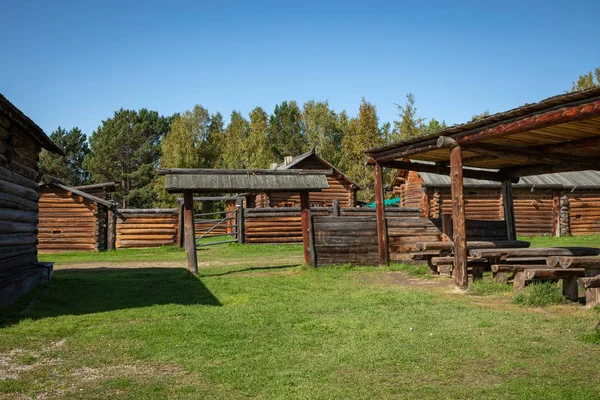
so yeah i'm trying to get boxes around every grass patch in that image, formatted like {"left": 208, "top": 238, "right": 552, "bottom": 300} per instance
{"left": 522, "top": 234, "right": 600, "bottom": 248}
{"left": 512, "top": 282, "right": 567, "bottom": 306}
{"left": 39, "top": 245, "right": 186, "bottom": 264}
{"left": 469, "top": 279, "right": 512, "bottom": 296}
{"left": 388, "top": 262, "right": 433, "bottom": 278}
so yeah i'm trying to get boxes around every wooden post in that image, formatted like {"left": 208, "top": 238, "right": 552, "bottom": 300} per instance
{"left": 332, "top": 199, "right": 340, "bottom": 217}
{"left": 236, "top": 197, "right": 245, "bottom": 244}
{"left": 300, "top": 191, "right": 314, "bottom": 267}
{"left": 501, "top": 179, "right": 517, "bottom": 241}
{"left": 177, "top": 201, "right": 185, "bottom": 248}
{"left": 442, "top": 214, "right": 453, "bottom": 241}
{"left": 438, "top": 136, "right": 468, "bottom": 289}
{"left": 374, "top": 162, "right": 389, "bottom": 266}
{"left": 107, "top": 207, "right": 116, "bottom": 251}
{"left": 183, "top": 191, "right": 198, "bottom": 274}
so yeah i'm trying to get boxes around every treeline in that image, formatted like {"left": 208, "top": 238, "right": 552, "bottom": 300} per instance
{"left": 41, "top": 95, "right": 445, "bottom": 207}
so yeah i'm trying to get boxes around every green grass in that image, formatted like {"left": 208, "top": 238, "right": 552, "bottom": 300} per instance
{"left": 4, "top": 242, "right": 600, "bottom": 398}
{"left": 521, "top": 234, "right": 600, "bottom": 248}
{"left": 39, "top": 246, "right": 187, "bottom": 264}
{"left": 469, "top": 279, "right": 513, "bottom": 296}
{"left": 512, "top": 282, "right": 567, "bottom": 307}
{"left": 388, "top": 262, "right": 433, "bottom": 279}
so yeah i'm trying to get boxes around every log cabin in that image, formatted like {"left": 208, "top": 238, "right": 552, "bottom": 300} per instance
{"left": 393, "top": 166, "right": 600, "bottom": 236}
{"left": 254, "top": 150, "right": 360, "bottom": 208}
{"left": 73, "top": 181, "right": 116, "bottom": 200}
{"left": 38, "top": 179, "right": 115, "bottom": 252}
{"left": 0, "top": 94, "right": 64, "bottom": 307}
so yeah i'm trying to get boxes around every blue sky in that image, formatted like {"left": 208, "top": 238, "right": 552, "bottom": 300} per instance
{"left": 1, "top": 0, "right": 599, "bottom": 137}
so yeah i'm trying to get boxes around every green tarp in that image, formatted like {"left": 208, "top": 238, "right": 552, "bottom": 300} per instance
{"left": 364, "top": 197, "right": 401, "bottom": 208}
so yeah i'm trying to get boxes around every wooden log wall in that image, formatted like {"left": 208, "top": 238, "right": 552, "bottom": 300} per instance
{"left": 314, "top": 215, "right": 379, "bottom": 266}
{"left": 116, "top": 209, "right": 178, "bottom": 248}
{"left": 388, "top": 217, "right": 445, "bottom": 261}
{"left": 566, "top": 191, "right": 600, "bottom": 236}
{"left": 194, "top": 220, "right": 229, "bottom": 236}
{"left": 38, "top": 186, "right": 107, "bottom": 252}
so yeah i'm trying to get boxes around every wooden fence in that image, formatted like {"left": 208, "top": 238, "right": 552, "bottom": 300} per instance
{"left": 116, "top": 209, "right": 179, "bottom": 249}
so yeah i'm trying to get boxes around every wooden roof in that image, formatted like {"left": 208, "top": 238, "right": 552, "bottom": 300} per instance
{"left": 365, "top": 87, "right": 600, "bottom": 180}
{"left": 277, "top": 149, "right": 362, "bottom": 189}
{"left": 73, "top": 182, "right": 117, "bottom": 193}
{"left": 0, "top": 93, "right": 64, "bottom": 155}
{"left": 157, "top": 168, "right": 330, "bottom": 193}
{"left": 42, "top": 179, "right": 116, "bottom": 208}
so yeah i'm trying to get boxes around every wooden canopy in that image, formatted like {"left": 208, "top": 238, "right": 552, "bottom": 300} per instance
{"left": 364, "top": 87, "right": 600, "bottom": 289}
{"left": 158, "top": 168, "right": 331, "bottom": 274}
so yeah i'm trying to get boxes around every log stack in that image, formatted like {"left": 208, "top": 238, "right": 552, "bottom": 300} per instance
{"left": 116, "top": 209, "right": 178, "bottom": 248}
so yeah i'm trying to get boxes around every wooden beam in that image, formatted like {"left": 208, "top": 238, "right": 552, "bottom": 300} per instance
{"left": 501, "top": 163, "right": 600, "bottom": 178}
{"left": 107, "top": 208, "right": 116, "bottom": 251}
{"left": 236, "top": 198, "right": 245, "bottom": 244}
{"left": 158, "top": 168, "right": 333, "bottom": 176}
{"left": 368, "top": 97, "right": 600, "bottom": 163}
{"left": 450, "top": 145, "right": 468, "bottom": 289}
{"left": 183, "top": 191, "right": 198, "bottom": 274}
{"left": 540, "top": 136, "right": 600, "bottom": 154}
{"left": 300, "top": 191, "right": 314, "bottom": 267}
{"left": 377, "top": 160, "right": 517, "bottom": 183}
{"left": 374, "top": 162, "right": 389, "bottom": 266}
{"left": 501, "top": 180, "right": 517, "bottom": 241}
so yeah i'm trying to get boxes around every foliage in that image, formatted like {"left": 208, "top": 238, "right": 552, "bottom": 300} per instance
{"left": 469, "top": 279, "right": 512, "bottom": 296}
{"left": 39, "top": 126, "right": 89, "bottom": 185}
{"left": 246, "top": 107, "right": 273, "bottom": 168}
{"left": 221, "top": 111, "right": 249, "bottom": 168}
{"left": 268, "top": 101, "right": 305, "bottom": 161}
{"left": 206, "top": 112, "right": 226, "bottom": 168}
{"left": 391, "top": 93, "right": 425, "bottom": 141}
{"left": 84, "top": 109, "right": 170, "bottom": 208}
{"left": 571, "top": 67, "right": 600, "bottom": 92}
{"left": 512, "top": 282, "right": 566, "bottom": 307}
{"left": 422, "top": 117, "right": 447, "bottom": 134}
{"left": 340, "top": 98, "right": 386, "bottom": 201}
{"left": 471, "top": 110, "right": 490, "bottom": 121}
{"left": 302, "top": 100, "right": 344, "bottom": 167}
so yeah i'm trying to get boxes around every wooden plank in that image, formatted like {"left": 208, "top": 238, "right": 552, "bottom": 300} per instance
{"left": 472, "top": 247, "right": 600, "bottom": 258}
{"left": 501, "top": 180, "right": 516, "bottom": 241}
{"left": 300, "top": 191, "right": 312, "bottom": 267}
{"left": 374, "top": 162, "right": 389, "bottom": 266}
{"left": 183, "top": 192, "right": 198, "bottom": 274}
{"left": 449, "top": 143, "right": 468, "bottom": 289}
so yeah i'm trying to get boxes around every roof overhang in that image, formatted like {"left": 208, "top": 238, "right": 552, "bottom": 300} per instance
{"left": 365, "top": 87, "right": 600, "bottom": 179}
{"left": 157, "top": 168, "right": 331, "bottom": 193}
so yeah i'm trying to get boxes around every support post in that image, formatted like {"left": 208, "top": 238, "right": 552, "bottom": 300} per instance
{"left": 440, "top": 136, "right": 468, "bottom": 289}
{"left": 177, "top": 201, "right": 185, "bottom": 248}
{"left": 107, "top": 207, "right": 116, "bottom": 251}
{"left": 332, "top": 199, "right": 340, "bottom": 217}
{"left": 300, "top": 191, "right": 314, "bottom": 267}
{"left": 374, "top": 162, "right": 389, "bottom": 266}
{"left": 183, "top": 191, "right": 198, "bottom": 274}
{"left": 236, "top": 197, "right": 245, "bottom": 244}
{"left": 442, "top": 214, "right": 453, "bottom": 241}
{"left": 502, "top": 179, "right": 517, "bottom": 241}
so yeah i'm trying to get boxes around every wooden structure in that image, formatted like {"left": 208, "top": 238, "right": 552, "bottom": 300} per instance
{"left": 393, "top": 168, "right": 600, "bottom": 236}
{"left": 38, "top": 179, "right": 115, "bottom": 252}
{"left": 254, "top": 150, "right": 360, "bottom": 208}
{"left": 73, "top": 182, "right": 116, "bottom": 200}
{"left": 365, "top": 87, "right": 600, "bottom": 289}
{"left": 116, "top": 209, "right": 179, "bottom": 249}
{"left": 0, "top": 93, "right": 63, "bottom": 307}
{"left": 158, "top": 168, "right": 330, "bottom": 273}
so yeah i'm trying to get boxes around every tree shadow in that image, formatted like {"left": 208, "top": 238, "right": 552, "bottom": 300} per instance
{"left": 1, "top": 268, "right": 220, "bottom": 327}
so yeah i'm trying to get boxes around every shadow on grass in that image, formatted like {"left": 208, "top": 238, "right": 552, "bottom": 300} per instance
{"left": 198, "top": 264, "right": 299, "bottom": 278}
{"left": 1, "top": 268, "right": 220, "bottom": 327}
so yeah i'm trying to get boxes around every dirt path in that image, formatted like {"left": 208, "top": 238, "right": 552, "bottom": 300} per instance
{"left": 357, "top": 271, "right": 456, "bottom": 291}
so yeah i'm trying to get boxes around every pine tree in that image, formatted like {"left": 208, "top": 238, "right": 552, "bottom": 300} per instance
{"left": 246, "top": 107, "right": 273, "bottom": 168}
{"left": 268, "top": 101, "right": 305, "bottom": 160}
{"left": 571, "top": 67, "right": 600, "bottom": 92}
{"left": 422, "top": 118, "right": 447, "bottom": 134}
{"left": 221, "top": 111, "right": 249, "bottom": 168}
{"left": 39, "top": 126, "right": 89, "bottom": 185}
{"left": 391, "top": 93, "right": 424, "bottom": 141}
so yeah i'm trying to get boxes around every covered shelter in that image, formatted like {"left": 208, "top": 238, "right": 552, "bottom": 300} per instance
{"left": 157, "top": 168, "right": 331, "bottom": 273}
{"left": 365, "top": 87, "right": 600, "bottom": 289}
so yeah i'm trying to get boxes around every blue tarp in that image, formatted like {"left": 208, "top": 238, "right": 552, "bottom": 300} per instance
{"left": 364, "top": 197, "right": 401, "bottom": 208}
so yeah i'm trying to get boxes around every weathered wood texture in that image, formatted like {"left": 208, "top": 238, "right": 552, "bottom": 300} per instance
{"left": 314, "top": 215, "right": 379, "bottom": 266}
{"left": 260, "top": 155, "right": 358, "bottom": 207}
{"left": 115, "top": 209, "right": 178, "bottom": 248}
{"left": 374, "top": 162, "right": 389, "bottom": 265}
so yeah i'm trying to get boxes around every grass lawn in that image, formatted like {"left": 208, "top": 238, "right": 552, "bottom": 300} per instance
{"left": 522, "top": 234, "right": 600, "bottom": 248}
{"left": 2, "top": 238, "right": 599, "bottom": 399}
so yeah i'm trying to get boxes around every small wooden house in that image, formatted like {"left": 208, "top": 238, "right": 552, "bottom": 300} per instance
{"left": 393, "top": 168, "right": 600, "bottom": 236}
{"left": 0, "top": 94, "right": 64, "bottom": 307}
{"left": 254, "top": 150, "right": 360, "bottom": 208}
{"left": 38, "top": 179, "right": 115, "bottom": 252}
{"left": 73, "top": 182, "right": 116, "bottom": 200}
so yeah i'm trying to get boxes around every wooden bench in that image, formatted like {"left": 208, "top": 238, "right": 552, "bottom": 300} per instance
{"left": 578, "top": 276, "right": 600, "bottom": 308}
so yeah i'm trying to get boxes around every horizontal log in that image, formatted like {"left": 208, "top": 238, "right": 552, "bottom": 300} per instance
{"left": 38, "top": 243, "right": 96, "bottom": 250}
{"left": 116, "top": 228, "right": 177, "bottom": 235}
{"left": 431, "top": 257, "right": 488, "bottom": 266}
{"left": 524, "top": 268, "right": 585, "bottom": 280}
{"left": 416, "top": 240, "right": 529, "bottom": 251}
{"left": 491, "top": 264, "right": 549, "bottom": 273}
{"left": 578, "top": 276, "right": 600, "bottom": 289}
{"left": 0, "top": 253, "right": 38, "bottom": 275}
{"left": 558, "top": 256, "right": 600, "bottom": 269}
{"left": 0, "top": 221, "right": 37, "bottom": 234}
{"left": 244, "top": 237, "right": 302, "bottom": 243}
{"left": 0, "top": 233, "right": 37, "bottom": 246}
{"left": 471, "top": 247, "right": 600, "bottom": 258}
{"left": 0, "top": 244, "right": 37, "bottom": 260}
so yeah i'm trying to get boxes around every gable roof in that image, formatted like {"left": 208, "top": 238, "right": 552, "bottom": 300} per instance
{"left": 0, "top": 93, "right": 64, "bottom": 155}
{"left": 394, "top": 165, "right": 600, "bottom": 190}
{"left": 277, "top": 149, "right": 361, "bottom": 189}
{"left": 42, "top": 179, "right": 115, "bottom": 208}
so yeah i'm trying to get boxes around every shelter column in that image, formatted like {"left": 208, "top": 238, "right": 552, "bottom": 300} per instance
{"left": 502, "top": 180, "right": 517, "bottom": 241}
{"left": 374, "top": 162, "right": 389, "bottom": 266}
{"left": 107, "top": 207, "right": 116, "bottom": 251}
{"left": 438, "top": 136, "right": 467, "bottom": 289}
{"left": 300, "top": 191, "right": 315, "bottom": 267}
{"left": 183, "top": 191, "right": 198, "bottom": 274}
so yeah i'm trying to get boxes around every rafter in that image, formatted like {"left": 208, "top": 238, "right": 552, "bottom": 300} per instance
{"left": 377, "top": 160, "right": 518, "bottom": 183}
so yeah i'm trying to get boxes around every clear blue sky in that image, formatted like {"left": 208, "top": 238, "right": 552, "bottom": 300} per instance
{"left": 1, "top": 0, "right": 599, "bottom": 137}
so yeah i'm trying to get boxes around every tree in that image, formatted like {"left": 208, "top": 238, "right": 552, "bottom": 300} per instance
{"left": 301, "top": 100, "right": 344, "bottom": 166}
{"left": 268, "top": 101, "right": 305, "bottom": 160}
{"left": 391, "top": 93, "right": 425, "bottom": 141}
{"left": 153, "top": 105, "right": 211, "bottom": 206}
{"left": 221, "top": 111, "right": 249, "bottom": 169}
{"left": 84, "top": 108, "right": 170, "bottom": 208}
{"left": 571, "top": 67, "right": 600, "bottom": 92}
{"left": 422, "top": 118, "right": 447, "bottom": 134}
{"left": 246, "top": 107, "right": 273, "bottom": 168}
{"left": 39, "top": 126, "right": 89, "bottom": 185}
{"left": 206, "top": 112, "right": 226, "bottom": 168}
{"left": 471, "top": 110, "right": 490, "bottom": 121}
{"left": 340, "top": 98, "right": 386, "bottom": 201}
